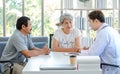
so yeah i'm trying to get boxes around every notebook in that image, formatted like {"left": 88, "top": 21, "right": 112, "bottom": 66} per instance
{"left": 40, "top": 64, "right": 76, "bottom": 70}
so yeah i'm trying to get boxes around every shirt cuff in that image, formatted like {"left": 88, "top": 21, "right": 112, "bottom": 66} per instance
{"left": 80, "top": 50, "right": 89, "bottom": 56}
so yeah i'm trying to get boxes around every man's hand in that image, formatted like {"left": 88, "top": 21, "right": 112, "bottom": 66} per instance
{"left": 74, "top": 47, "right": 81, "bottom": 52}
{"left": 82, "top": 46, "right": 89, "bottom": 50}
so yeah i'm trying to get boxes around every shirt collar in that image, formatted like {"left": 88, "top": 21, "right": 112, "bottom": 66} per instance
{"left": 15, "top": 29, "right": 28, "bottom": 38}
{"left": 97, "top": 23, "right": 109, "bottom": 33}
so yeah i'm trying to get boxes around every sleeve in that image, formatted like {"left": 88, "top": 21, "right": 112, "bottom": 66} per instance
{"left": 80, "top": 50, "right": 89, "bottom": 55}
{"left": 81, "top": 30, "right": 109, "bottom": 56}
{"left": 74, "top": 28, "right": 81, "bottom": 38}
{"left": 13, "top": 36, "right": 28, "bottom": 52}
{"left": 53, "top": 29, "right": 60, "bottom": 41}
{"left": 28, "top": 36, "right": 35, "bottom": 49}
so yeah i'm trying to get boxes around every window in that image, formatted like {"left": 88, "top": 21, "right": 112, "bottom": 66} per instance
{"left": 0, "top": 0, "right": 3, "bottom": 36}
{"left": 24, "top": 0, "right": 42, "bottom": 36}
{"left": 5, "top": 0, "right": 22, "bottom": 36}
{"left": 44, "top": 0, "right": 61, "bottom": 36}
{"left": 0, "top": 0, "right": 120, "bottom": 38}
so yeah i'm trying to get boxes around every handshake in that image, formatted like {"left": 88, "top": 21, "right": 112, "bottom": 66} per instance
{"left": 73, "top": 46, "right": 89, "bottom": 52}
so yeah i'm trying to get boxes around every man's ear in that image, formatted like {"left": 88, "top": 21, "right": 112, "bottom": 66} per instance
{"left": 22, "top": 25, "right": 26, "bottom": 29}
{"left": 94, "top": 19, "right": 98, "bottom": 23}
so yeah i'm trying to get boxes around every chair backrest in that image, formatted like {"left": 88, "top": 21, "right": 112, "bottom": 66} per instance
{"left": 49, "top": 34, "right": 54, "bottom": 49}
{"left": 32, "top": 36, "right": 48, "bottom": 42}
{"left": 0, "top": 42, "right": 7, "bottom": 58}
{"left": 32, "top": 36, "right": 48, "bottom": 48}
{"left": 0, "top": 37, "right": 9, "bottom": 42}
{"left": 0, "top": 38, "right": 9, "bottom": 73}
{"left": 0, "top": 37, "right": 9, "bottom": 58}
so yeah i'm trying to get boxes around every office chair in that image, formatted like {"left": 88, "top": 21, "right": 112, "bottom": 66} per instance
{"left": 0, "top": 61, "right": 14, "bottom": 74}
{"left": 49, "top": 34, "right": 54, "bottom": 49}
{"left": 0, "top": 37, "right": 14, "bottom": 74}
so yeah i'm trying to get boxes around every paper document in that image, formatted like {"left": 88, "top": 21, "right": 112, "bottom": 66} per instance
{"left": 64, "top": 52, "right": 81, "bottom": 56}
{"left": 40, "top": 64, "right": 76, "bottom": 70}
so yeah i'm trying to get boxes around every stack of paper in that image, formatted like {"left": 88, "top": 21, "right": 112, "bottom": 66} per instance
{"left": 77, "top": 56, "right": 101, "bottom": 70}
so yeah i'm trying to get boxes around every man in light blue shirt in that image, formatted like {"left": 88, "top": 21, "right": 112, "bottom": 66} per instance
{"left": 81, "top": 10, "right": 120, "bottom": 74}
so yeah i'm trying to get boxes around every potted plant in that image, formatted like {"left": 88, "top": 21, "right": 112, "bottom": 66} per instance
{"left": 79, "top": 0, "right": 90, "bottom": 8}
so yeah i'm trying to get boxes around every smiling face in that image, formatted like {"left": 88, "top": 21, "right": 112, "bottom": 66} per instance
{"left": 62, "top": 19, "right": 73, "bottom": 31}
{"left": 22, "top": 20, "right": 32, "bottom": 34}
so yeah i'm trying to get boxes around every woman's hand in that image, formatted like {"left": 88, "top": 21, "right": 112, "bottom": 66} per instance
{"left": 43, "top": 44, "right": 50, "bottom": 55}
{"left": 74, "top": 47, "right": 81, "bottom": 52}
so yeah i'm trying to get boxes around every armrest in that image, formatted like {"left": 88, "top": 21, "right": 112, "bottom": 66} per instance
{"left": 0, "top": 60, "right": 14, "bottom": 74}
{"left": 0, "top": 60, "right": 14, "bottom": 68}
{"left": 0, "top": 60, "right": 12, "bottom": 63}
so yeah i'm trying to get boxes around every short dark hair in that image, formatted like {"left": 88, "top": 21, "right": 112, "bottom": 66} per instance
{"left": 88, "top": 10, "right": 105, "bottom": 23}
{"left": 16, "top": 16, "right": 30, "bottom": 30}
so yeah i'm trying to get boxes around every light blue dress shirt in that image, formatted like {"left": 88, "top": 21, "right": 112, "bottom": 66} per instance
{"left": 81, "top": 23, "right": 120, "bottom": 74}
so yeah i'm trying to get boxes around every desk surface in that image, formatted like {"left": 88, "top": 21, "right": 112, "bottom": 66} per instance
{"left": 22, "top": 52, "right": 102, "bottom": 74}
